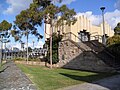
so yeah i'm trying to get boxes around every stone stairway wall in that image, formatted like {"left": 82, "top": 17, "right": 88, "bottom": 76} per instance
{"left": 58, "top": 39, "right": 115, "bottom": 72}
{"left": 58, "top": 39, "right": 83, "bottom": 67}
{"left": 63, "top": 51, "right": 114, "bottom": 72}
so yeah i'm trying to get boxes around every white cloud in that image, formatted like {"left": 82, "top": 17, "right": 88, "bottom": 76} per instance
{"left": 60, "top": 0, "right": 76, "bottom": 4}
{"left": 3, "top": 0, "right": 33, "bottom": 15}
{"left": 3, "top": 0, "right": 75, "bottom": 15}
{"left": 115, "top": 0, "right": 120, "bottom": 10}
{"left": 36, "top": 41, "right": 44, "bottom": 48}
{"left": 77, "top": 9, "right": 120, "bottom": 29}
{"left": 9, "top": 43, "right": 21, "bottom": 50}
{"left": 104, "top": 10, "right": 120, "bottom": 29}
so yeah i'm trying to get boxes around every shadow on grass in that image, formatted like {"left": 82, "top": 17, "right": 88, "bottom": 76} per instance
{"left": 60, "top": 73, "right": 116, "bottom": 83}
{"left": 60, "top": 72, "right": 118, "bottom": 90}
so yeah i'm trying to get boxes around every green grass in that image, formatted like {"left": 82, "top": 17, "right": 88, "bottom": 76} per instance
{"left": 17, "top": 64, "right": 117, "bottom": 90}
{"left": 0, "top": 62, "right": 6, "bottom": 71}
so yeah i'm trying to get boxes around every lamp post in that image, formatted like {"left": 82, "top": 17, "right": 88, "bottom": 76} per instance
{"left": 32, "top": 40, "right": 34, "bottom": 49}
{"left": 21, "top": 42, "right": 25, "bottom": 51}
{"left": 0, "top": 35, "right": 3, "bottom": 65}
{"left": 2, "top": 39, "right": 10, "bottom": 62}
{"left": 100, "top": 7, "right": 106, "bottom": 45}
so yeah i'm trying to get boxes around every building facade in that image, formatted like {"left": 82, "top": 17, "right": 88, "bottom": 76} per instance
{"left": 45, "top": 15, "right": 114, "bottom": 43}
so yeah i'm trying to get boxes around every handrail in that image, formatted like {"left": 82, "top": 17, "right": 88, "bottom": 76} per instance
{"left": 63, "top": 32, "right": 115, "bottom": 59}
{"left": 90, "top": 41, "right": 115, "bottom": 59}
{"left": 63, "top": 32, "right": 82, "bottom": 42}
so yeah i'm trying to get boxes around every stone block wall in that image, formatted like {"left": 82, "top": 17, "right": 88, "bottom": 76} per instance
{"left": 58, "top": 39, "right": 115, "bottom": 72}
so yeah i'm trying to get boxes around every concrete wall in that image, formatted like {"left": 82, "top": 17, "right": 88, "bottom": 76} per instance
{"left": 44, "top": 15, "right": 114, "bottom": 42}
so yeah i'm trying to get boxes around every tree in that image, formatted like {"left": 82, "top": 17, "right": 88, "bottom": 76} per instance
{"left": 106, "top": 35, "right": 120, "bottom": 46}
{"left": 14, "top": 0, "right": 76, "bottom": 67}
{"left": 28, "top": 47, "right": 33, "bottom": 52}
{"left": 107, "top": 22, "right": 120, "bottom": 46}
{"left": 31, "top": 0, "right": 76, "bottom": 68}
{"left": 0, "top": 20, "right": 12, "bottom": 64}
{"left": 106, "top": 22, "right": 120, "bottom": 60}
{"left": 114, "top": 22, "right": 120, "bottom": 35}
{"left": 0, "top": 20, "right": 12, "bottom": 38}
{"left": 14, "top": 9, "right": 43, "bottom": 64}
{"left": 14, "top": 10, "right": 43, "bottom": 41}
{"left": 45, "top": 33, "right": 62, "bottom": 64}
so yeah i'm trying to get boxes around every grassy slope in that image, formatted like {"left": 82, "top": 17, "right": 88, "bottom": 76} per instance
{"left": 17, "top": 64, "right": 116, "bottom": 90}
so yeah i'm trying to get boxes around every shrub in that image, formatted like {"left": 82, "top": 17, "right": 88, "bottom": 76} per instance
{"left": 13, "top": 58, "right": 24, "bottom": 61}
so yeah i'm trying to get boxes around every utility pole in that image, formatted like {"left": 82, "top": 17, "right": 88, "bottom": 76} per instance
{"left": 100, "top": 7, "right": 106, "bottom": 45}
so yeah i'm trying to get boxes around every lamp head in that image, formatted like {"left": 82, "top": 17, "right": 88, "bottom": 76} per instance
{"left": 100, "top": 7, "right": 105, "bottom": 11}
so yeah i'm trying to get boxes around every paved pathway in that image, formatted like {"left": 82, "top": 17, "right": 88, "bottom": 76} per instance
{"left": 62, "top": 74, "right": 120, "bottom": 90}
{"left": 0, "top": 61, "right": 37, "bottom": 90}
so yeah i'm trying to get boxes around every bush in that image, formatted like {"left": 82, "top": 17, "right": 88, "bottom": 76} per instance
{"left": 28, "top": 58, "right": 40, "bottom": 61}
{"left": 45, "top": 33, "right": 62, "bottom": 64}
{"left": 13, "top": 58, "right": 24, "bottom": 61}
{"left": 107, "top": 43, "right": 120, "bottom": 56}
{"left": 106, "top": 35, "right": 120, "bottom": 46}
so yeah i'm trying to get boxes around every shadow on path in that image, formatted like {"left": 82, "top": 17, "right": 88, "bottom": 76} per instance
{"left": 0, "top": 66, "right": 10, "bottom": 73}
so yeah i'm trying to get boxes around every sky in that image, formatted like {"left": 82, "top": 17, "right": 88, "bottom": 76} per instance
{"left": 0, "top": 0, "right": 120, "bottom": 49}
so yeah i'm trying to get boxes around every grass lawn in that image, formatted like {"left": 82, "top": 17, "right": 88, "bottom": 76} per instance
{"left": 0, "top": 62, "right": 6, "bottom": 71}
{"left": 17, "top": 64, "right": 117, "bottom": 90}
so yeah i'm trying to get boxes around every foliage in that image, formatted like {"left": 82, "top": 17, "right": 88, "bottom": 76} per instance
{"left": 17, "top": 63, "right": 117, "bottom": 90}
{"left": 106, "top": 35, "right": 120, "bottom": 46}
{"left": 13, "top": 57, "right": 24, "bottom": 61}
{"left": 107, "top": 43, "right": 120, "bottom": 56}
{"left": 28, "top": 57, "right": 40, "bottom": 61}
{"left": 25, "top": 47, "right": 33, "bottom": 52}
{"left": 14, "top": 10, "right": 43, "bottom": 42}
{"left": 13, "top": 0, "right": 76, "bottom": 42}
{"left": 46, "top": 33, "right": 62, "bottom": 64}
{"left": 14, "top": 0, "right": 76, "bottom": 64}
{"left": 106, "top": 22, "right": 120, "bottom": 58}
{"left": 114, "top": 22, "right": 120, "bottom": 35}
{"left": 0, "top": 20, "right": 12, "bottom": 38}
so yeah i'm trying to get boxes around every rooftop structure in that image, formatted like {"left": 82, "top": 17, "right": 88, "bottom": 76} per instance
{"left": 44, "top": 15, "right": 114, "bottom": 43}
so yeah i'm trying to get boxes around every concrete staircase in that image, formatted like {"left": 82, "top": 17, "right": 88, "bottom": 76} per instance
{"left": 58, "top": 32, "right": 117, "bottom": 72}
{"left": 84, "top": 40, "right": 120, "bottom": 70}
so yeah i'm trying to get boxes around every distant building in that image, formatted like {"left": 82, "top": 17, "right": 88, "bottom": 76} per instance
{"left": 12, "top": 47, "right": 20, "bottom": 52}
{"left": 29, "top": 48, "right": 47, "bottom": 58}
{"left": 1, "top": 47, "right": 47, "bottom": 60}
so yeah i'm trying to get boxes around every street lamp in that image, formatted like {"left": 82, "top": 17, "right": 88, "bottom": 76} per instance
{"left": 100, "top": 7, "right": 106, "bottom": 45}
{"left": 21, "top": 42, "right": 25, "bottom": 51}
{"left": 2, "top": 39, "right": 10, "bottom": 62}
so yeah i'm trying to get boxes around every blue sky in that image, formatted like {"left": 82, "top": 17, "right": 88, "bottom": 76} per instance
{"left": 0, "top": 0, "right": 120, "bottom": 49}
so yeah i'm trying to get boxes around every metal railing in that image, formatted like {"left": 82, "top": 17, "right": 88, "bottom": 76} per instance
{"left": 63, "top": 32, "right": 82, "bottom": 42}
{"left": 62, "top": 32, "right": 115, "bottom": 59}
